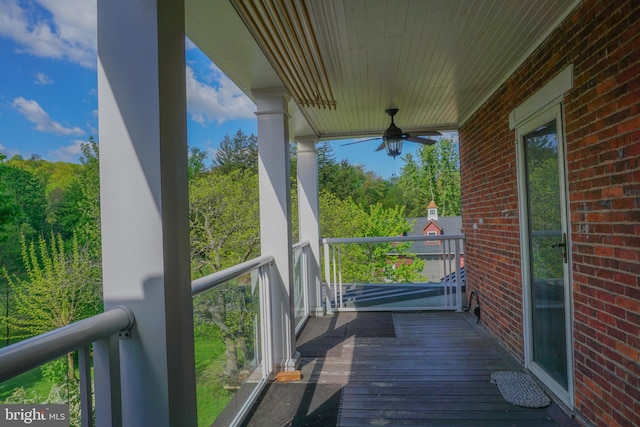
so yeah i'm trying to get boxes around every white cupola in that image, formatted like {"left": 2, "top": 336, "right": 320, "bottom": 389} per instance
{"left": 427, "top": 200, "right": 438, "bottom": 221}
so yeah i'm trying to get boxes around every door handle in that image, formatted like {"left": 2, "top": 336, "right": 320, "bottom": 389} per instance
{"left": 550, "top": 233, "right": 567, "bottom": 263}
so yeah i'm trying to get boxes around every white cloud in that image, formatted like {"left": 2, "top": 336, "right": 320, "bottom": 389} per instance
{"left": 186, "top": 64, "right": 255, "bottom": 125}
{"left": 49, "top": 139, "right": 84, "bottom": 161}
{"left": 12, "top": 97, "right": 85, "bottom": 136}
{"left": 0, "top": 0, "right": 96, "bottom": 68}
{"left": 34, "top": 72, "right": 53, "bottom": 85}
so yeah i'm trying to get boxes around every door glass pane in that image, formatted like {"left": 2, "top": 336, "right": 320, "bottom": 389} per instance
{"left": 524, "top": 120, "right": 568, "bottom": 389}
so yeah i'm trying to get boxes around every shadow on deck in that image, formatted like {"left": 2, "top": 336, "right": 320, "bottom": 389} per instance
{"left": 242, "top": 311, "right": 578, "bottom": 427}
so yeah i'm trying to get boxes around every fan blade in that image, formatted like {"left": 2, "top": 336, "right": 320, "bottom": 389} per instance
{"left": 405, "top": 135, "right": 437, "bottom": 145}
{"left": 374, "top": 141, "right": 386, "bottom": 152}
{"left": 408, "top": 130, "right": 442, "bottom": 136}
{"left": 340, "top": 137, "right": 380, "bottom": 147}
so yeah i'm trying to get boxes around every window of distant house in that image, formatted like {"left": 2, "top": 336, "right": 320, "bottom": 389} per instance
{"left": 426, "top": 230, "right": 439, "bottom": 245}
{"left": 428, "top": 209, "right": 436, "bottom": 216}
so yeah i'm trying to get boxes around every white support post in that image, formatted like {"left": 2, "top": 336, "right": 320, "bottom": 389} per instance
{"left": 97, "top": 1, "right": 197, "bottom": 425}
{"left": 296, "top": 139, "right": 324, "bottom": 317}
{"left": 254, "top": 89, "right": 300, "bottom": 372}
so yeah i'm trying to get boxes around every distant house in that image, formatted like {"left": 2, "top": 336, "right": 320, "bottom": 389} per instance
{"left": 406, "top": 201, "right": 464, "bottom": 282}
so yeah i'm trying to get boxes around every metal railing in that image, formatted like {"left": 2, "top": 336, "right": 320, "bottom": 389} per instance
{"left": 322, "top": 234, "right": 465, "bottom": 312}
{"left": 0, "top": 247, "right": 307, "bottom": 426}
{"left": 292, "top": 241, "right": 311, "bottom": 334}
{"left": 190, "top": 254, "right": 274, "bottom": 427}
{"left": 0, "top": 306, "right": 135, "bottom": 426}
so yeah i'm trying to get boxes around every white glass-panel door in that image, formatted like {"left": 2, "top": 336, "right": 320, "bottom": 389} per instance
{"left": 518, "top": 104, "right": 573, "bottom": 405}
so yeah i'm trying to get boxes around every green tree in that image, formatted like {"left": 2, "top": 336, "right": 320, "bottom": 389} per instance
{"left": 0, "top": 163, "right": 49, "bottom": 346}
{"left": 188, "top": 147, "right": 208, "bottom": 181}
{"left": 0, "top": 162, "right": 47, "bottom": 237}
{"left": 212, "top": 130, "right": 258, "bottom": 174}
{"left": 189, "top": 169, "right": 261, "bottom": 384}
{"left": 397, "top": 138, "right": 461, "bottom": 217}
{"left": 318, "top": 192, "right": 422, "bottom": 283}
{"left": 3, "top": 233, "right": 102, "bottom": 378}
{"left": 54, "top": 138, "right": 102, "bottom": 259}
{"left": 189, "top": 170, "right": 260, "bottom": 274}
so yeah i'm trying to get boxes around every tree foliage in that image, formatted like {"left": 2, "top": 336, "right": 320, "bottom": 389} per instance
{"left": 2, "top": 233, "right": 102, "bottom": 379}
{"left": 188, "top": 147, "right": 209, "bottom": 181}
{"left": 3, "top": 233, "right": 102, "bottom": 338}
{"left": 189, "top": 169, "right": 260, "bottom": 275}
{"left": 397, "top": 138, "right": 461, "bottom": 217}
{"left": 212, "top": 130, "right": 258, "bottom": 174}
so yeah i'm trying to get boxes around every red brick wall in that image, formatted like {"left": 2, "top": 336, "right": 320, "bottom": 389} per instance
{"left": 459, "top": 1, "right": 639, "bottom": 426}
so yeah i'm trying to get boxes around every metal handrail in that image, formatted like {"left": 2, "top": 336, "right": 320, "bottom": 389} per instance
{"left": 321, "top": 234, "right": 465, "bottom": 311}
{"left": 322, "top": 234, "right": 465, "bottom": 245}
{"left": 292, "top": 240, "right": 310, "bottom": 250}
{"left": 191, "top": 254, "right": 275, "bottom": 297}
{"left": 0, "top": 306, "right": 134, "bottom": 382}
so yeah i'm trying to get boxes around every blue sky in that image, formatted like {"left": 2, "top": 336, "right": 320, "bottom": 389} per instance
{"left": 0, "top": 0, "right": 454, "bottom": 179}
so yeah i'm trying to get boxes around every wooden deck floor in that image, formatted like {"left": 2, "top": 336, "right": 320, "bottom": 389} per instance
{"left": 244, "top": 311, "right": 577, "bottom": 427}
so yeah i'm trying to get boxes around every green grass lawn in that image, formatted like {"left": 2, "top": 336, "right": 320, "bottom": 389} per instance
{"left": 0, "top": 358, "right": 65, "bottom": 402}
{"left": 0, "top": 367, "right": 51, "bottom": 401}
{"left": 194, "top": 324, "right": 234, "bottom": 427}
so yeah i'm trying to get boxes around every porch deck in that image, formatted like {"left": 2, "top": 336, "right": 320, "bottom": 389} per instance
{"left": 242, "top": 311, "right": 577, "bottom": 427}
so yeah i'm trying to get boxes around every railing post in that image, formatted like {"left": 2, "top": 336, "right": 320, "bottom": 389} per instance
{"left": 93, "top": 335, "right": 122, "bottom": 427}
{"left": 332, "top": 245, "right": 338, "bottom": 309}
{"left": 338, "top": 244, "right": 343, "bottom": 308}
{"left": 455, "top": 238, "right": 463, "bottom": 312}
{"left": 304, "top": 245, "right": 311, "bottom": 318}
{"left": 323, "top": 241, "right": 333, "bottom": 314}
{"left": 78, "top": 345, "right": 93, "bottom": 427}
{"left": 259, "top": 263, "right": 274, "bottom": 379}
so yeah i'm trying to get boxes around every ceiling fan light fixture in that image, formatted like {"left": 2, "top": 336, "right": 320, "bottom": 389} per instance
{"left": 384, "top": 137, "right": 403, "bottom": 158}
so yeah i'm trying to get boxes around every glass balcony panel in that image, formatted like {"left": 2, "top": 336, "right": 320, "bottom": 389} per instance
{"left": 193, "top": 271, "right": 264, "bottom": 427}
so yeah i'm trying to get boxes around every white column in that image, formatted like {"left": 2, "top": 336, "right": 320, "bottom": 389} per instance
{"left": 97, "top": 1, "right": 196, "bottom": 426}
{"left": 296, "top": 138, "right": 324, "bottom": 316}
{"left": 254, "top": 89, "right": 299, "bottom": 371}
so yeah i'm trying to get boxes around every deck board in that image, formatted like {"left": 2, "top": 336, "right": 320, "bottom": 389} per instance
{"left": 243, "top": 311, "right": 577, "bottom": 427}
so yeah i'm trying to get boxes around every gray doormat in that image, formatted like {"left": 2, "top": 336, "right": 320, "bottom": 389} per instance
{"left": 491, "top": 371, "right": 551, "bottom": 408}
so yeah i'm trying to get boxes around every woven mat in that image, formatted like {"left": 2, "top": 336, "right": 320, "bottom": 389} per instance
{"left": 491, "top": 371, "right": 551, "bottom": 408}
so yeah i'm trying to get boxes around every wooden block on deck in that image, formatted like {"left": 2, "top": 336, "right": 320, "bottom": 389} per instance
{"left": 276, "top": 370, "right": 302, "bottom": 382}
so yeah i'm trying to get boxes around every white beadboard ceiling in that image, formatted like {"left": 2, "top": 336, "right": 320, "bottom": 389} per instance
{"left": 186, "top": 0, "right": 580, "bottom": 141}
